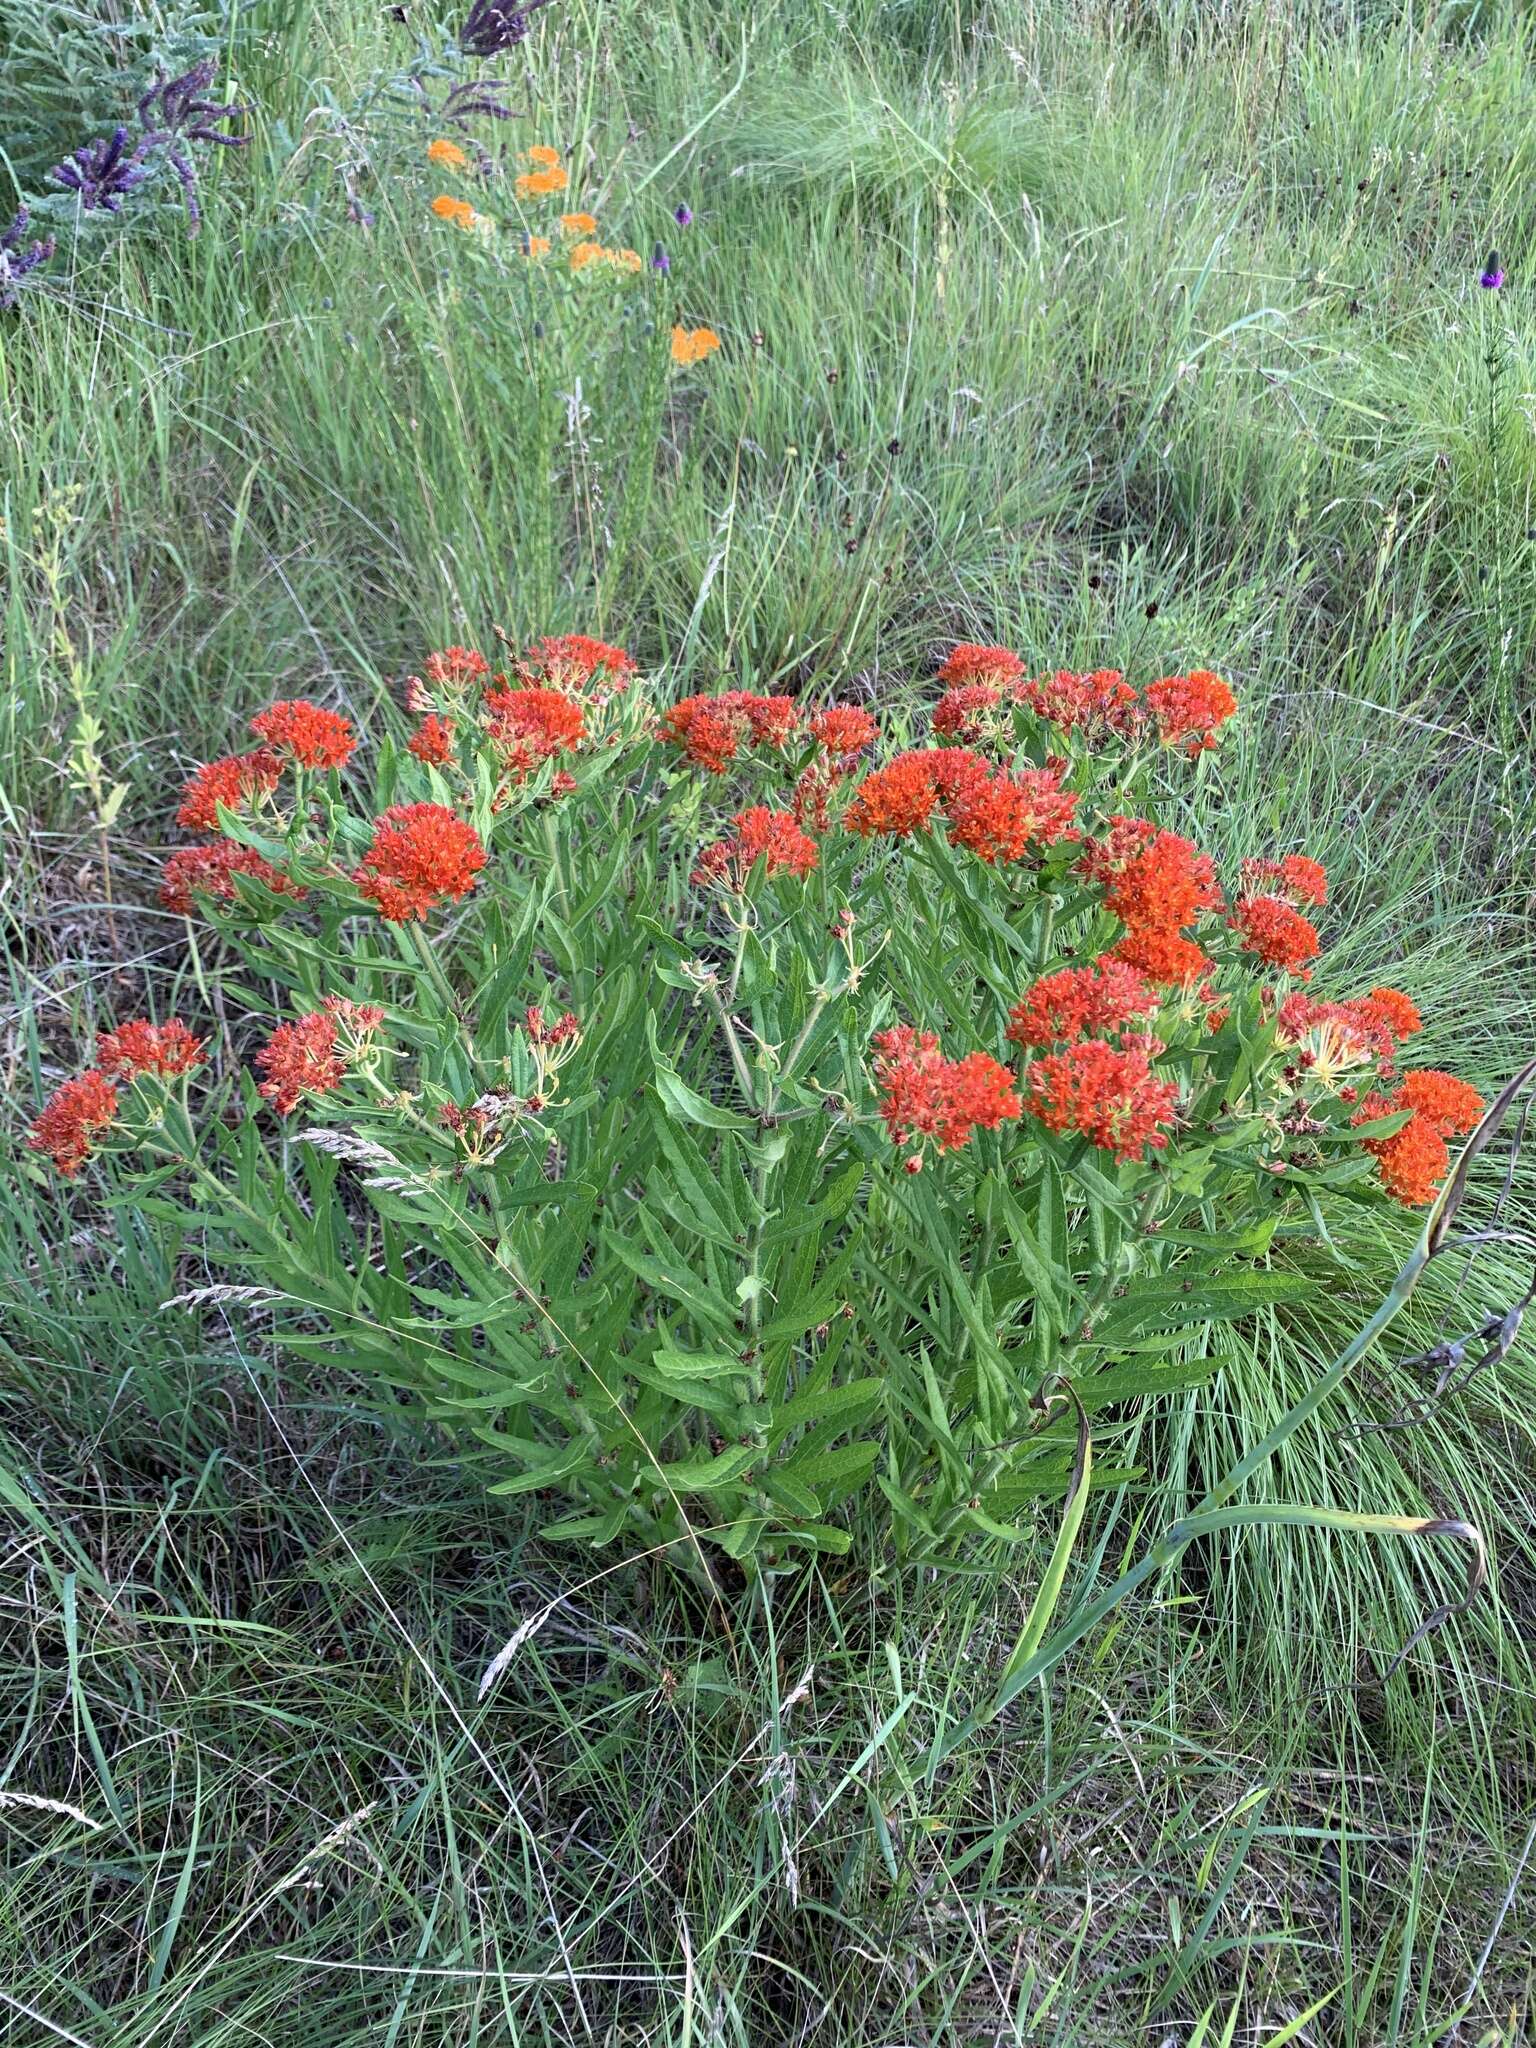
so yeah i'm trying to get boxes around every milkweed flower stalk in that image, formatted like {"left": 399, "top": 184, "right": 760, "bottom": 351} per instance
{"left": 27, "top": 634, "right": 1490, "bottom": 1573}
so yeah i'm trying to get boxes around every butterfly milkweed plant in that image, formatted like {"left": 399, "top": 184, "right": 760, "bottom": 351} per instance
{"left": 29, "top": 639, "right": 1485, "bottom": 1578}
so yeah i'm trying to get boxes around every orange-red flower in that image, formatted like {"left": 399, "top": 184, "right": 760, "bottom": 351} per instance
{"left": 1397, "top": 1069, "right": 1484, "bottom": 1138}
{"left": 936, "top": 643, "right": 1026, "bottom": 689}
{"left": 96, "top": 1018, "right": 206, "bottom": 1079}
{"left": 27, "top": 1071, "right": 120, "bottom": 1176}
{"left": 431, "top": 194, "right": 478, "bottom": 228}
{"left": 1144, "top": 669, "right": 1237, "bottom": 754}
{"left": 660, "top": 691, "right": 800, "bottom": 771}
{"left": 693, "top": 807, "right": 820, "bottom": 889}
{"left": 559, "top": 212, "right": 598, "bottom": 236}
{"left": 516, "top": 163, "right": 568, "bottom": 198}
{"left": 872, "top": 1025, "right": 1020, "bottom": 1160}
{"left": 1008, "top": 958, "right": 1158, "bottom": 1049}
{"left": 1110, "top": 928, "right": 1214, "bottom": 987}
{"left": 408, "top": 713, "right": 457, "bottom": 766}
{"left": 484, "top": 685, "right": 587, "bottom": 778}
{"left": 353, "top": 803, "right": 487, "bottom": 921}
{"left": 427, "top": 138, "right": 468, "bottom": 169}
{"left": 844, "top": 752, "right": 941, "bottom": 837}
{"left": 1353, "top": 1094, "right": 1447, "bottom": 1206}
{"left": 517, "top": 634, "right": 636, "bottom": 699}
{"left": 255, "top": 1013, "right": 344, "bottom": 1115}
{"left": 932, "top": 682, "right": 1001, "bottom": 739}
{"left": 944, "top": 762, "right": 1079, "bottom": 864}
{"left": 176, "top": 749, "right": 282, "bottom": 833}
{"left": 1240, "top": 854, "right": 1328, "bottom": 908}
{"left": 1019, "top": 668, "right": 1142, "bottom": 744}
{"left": 160, "top": 842, "right": 304, "bottom": 916}
{"left": 250, "top": 699, "right": 356, "bottom": 771}
{"left": 1230, "top": 894, "right": 1320, "bottom": 977}
{"left": 1360, "top": 986, "right": 1421, "bottom": 1041}
{"left": 1022, "top": 1036, "right": 1179, "bottom": 1161}
{"left": 424, "top": 647, "right": 492, "bottom": 688}
{"left": 1080, "top": 819, "right": 1222, "bottom": 934}
{"left": 810, "top": 705, "right": 877, "bottom": 756}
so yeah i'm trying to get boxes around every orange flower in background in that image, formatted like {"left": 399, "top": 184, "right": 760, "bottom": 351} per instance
{"left": 96, "top": 1018, "right": 206, "bottom": 1079}
{"left": 517, "top": 634, "right": 636, "bottom": 698}
{"left": 516, "top": 165, "right": 569, "bottom": 198}
{"left": 1111, "top": 928, "right": 1213, "bottom": 987}
{"left": 522, "top": 235, "right": 551, "bottom": 260}
{"left": 424, "top": 647, "right": 492, "bottom": 688}
{"left": 559, "top": 212, "right": 597, "bottom": 236}
{"left": 671, "top": 325, "right": 721, "bottom": 365}
{"left": 28, "top": 1071, "right": 120, "bottom": 1176}
{"left": 932, "top": 682, "right": 1001, "bottom": 739}
{"left": 1397, "top": 1069, "right": 1485, "bottom": 1138}
{"left": 1080, "top": 819, "right": 1223, "bottom": 935}
{"left": 810, "top": 705, "right": 878, "bottom": 756}
{"left": 427, "top": 138, "right": 468, "bottom": 169}
{"left": 353, "top": 803, "right": 487, "bottom": 921}
{"left": 250, "top": 699, "right": 356, "bottom": 771}
{"left": 1240, "top": 854, "right": 1328, "bottom": 909}
{"left": 431, "top": 194, "right": 476, "bottom": 227}
{"left": 525, "top": 145, "right": 562, "bottom": 167}
{"left": 1360, "top": 986, "right": 1421, "bottom": 1041}
{"left": 937, "top": 643, "right": 1027, "bottom": 690}
{"left": 1021, "top": 667, "right": 1143, "bottom": 745}
{"left": 484, "top": 685, "right": 586, "bottom": 778}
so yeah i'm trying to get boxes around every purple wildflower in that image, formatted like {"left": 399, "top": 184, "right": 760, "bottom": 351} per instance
{"left": 136, "top": 61, "right": 252, "bottom": 235}
{"left": 460, "top": 0, "right": 556, "bottom": 56}
{"left": 1480, "top": 249, "right": 1505, "bottom": 290}
{"left": 651, "top": 242, "right": 670, "bottom": 273}
{"left": 674, "top": 204, "right": 693, "bottom": 228}
{"left": 52, "top": 126, "right": 153, "bottom": 213}
{"left": 0, "top": 208, "right": 56, "bottom": 310}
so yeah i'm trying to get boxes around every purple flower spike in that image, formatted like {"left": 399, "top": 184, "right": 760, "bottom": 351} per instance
{"left": 0, "top": 208, "right": 56, "bottom": 310}
{"left": 651, "top": 242, "right": 670, "bottom": 273}
{"left": 52, "top": 126, "right": 152, "bottom": 213}
{"left": 1480, "top": 249, "right": 1505, "bottom": 290}
{"left": 674, "top": 204, "right": 693, "bottom": 228}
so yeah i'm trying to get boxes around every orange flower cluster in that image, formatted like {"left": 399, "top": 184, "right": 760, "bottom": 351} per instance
{"left": 936, "top": 644, "right": 1027, "bottom": 690}
{"left": 1080, "top": 817, "right": 1223, "bottom": 940}
{"left": 1020, "top": 668, "right": 1143, "bottom": 746}
{"left": 353, "top": 802, "right": 487, "bottom": 922}
{"left": 1143, "top": 669, "right": 1237, "bottom": 755}
{"left": 809, "top": 706, "right": 878, "bottom": 756}
{"left": 1023, "top": 1036, "right": 1180, "bottom": 1162}
{"left": 250, "top": 700, "right": 356, "bottom": 771}
{"left": 408, "top": 712, "right": 457, "bottom": 766}
{"left": 932, "top": 682, "right": 1002, "bottom": 741}
{"left": 1353, "top": 1070, "right": 1485, "bottom": 1206}
{"left": 872, "top": 1025, "right": 1020, "bottom": 1168}
{"left": 844, "top": 747, "right": 1077, "bottom": 863}
{"left": 255, "top": 1000, "right": 385, "bottom": 1115}
{"left": 28, "top": 1014, "right": 205, "bottom": 1174}
{"left": 515, "top": 145, "right": 569, "bottom": 198}
{"left": 1240, "top": 854, "right": 1328, "bottom": 908}
{"left": 570, "top": 240, "right": 643, "bottom": 273}
{"left": 27, "top": 1072, "right": 119, "bottom": 1176}
{"left": 671, "top": 326, "right": 721, "bottom": 365}
{"left": 1007, "top": 958, "right": 1158, "bottom": 1050}
{"left": 176, "top": 748, "right": 282, "bottom": 832}
{"left": 693, "top": 806, "right": 820, "bottom": 890}
{"left": 1230, "top": 894, "right": 1321, "bottom": 978}
{"left": 484, "top": 685, "right": 587, "bottom": 780}
{"left": 517, "top": 634, "right": 636, "bottom": 700}
{"left": 661, "top": 691, "right": 800, "bottom": 772}
{"left": 96, "top": 1018, "right": 206, "bottom": 1079}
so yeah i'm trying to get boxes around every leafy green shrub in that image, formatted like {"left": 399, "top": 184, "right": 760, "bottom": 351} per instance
{"left": 26, "top": 637, "right": 1487, "bottom": 1579}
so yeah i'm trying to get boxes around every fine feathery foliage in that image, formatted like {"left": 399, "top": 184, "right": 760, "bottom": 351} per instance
{"left": 27, "top": 639, "right": 1485, "bottom": 1579}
